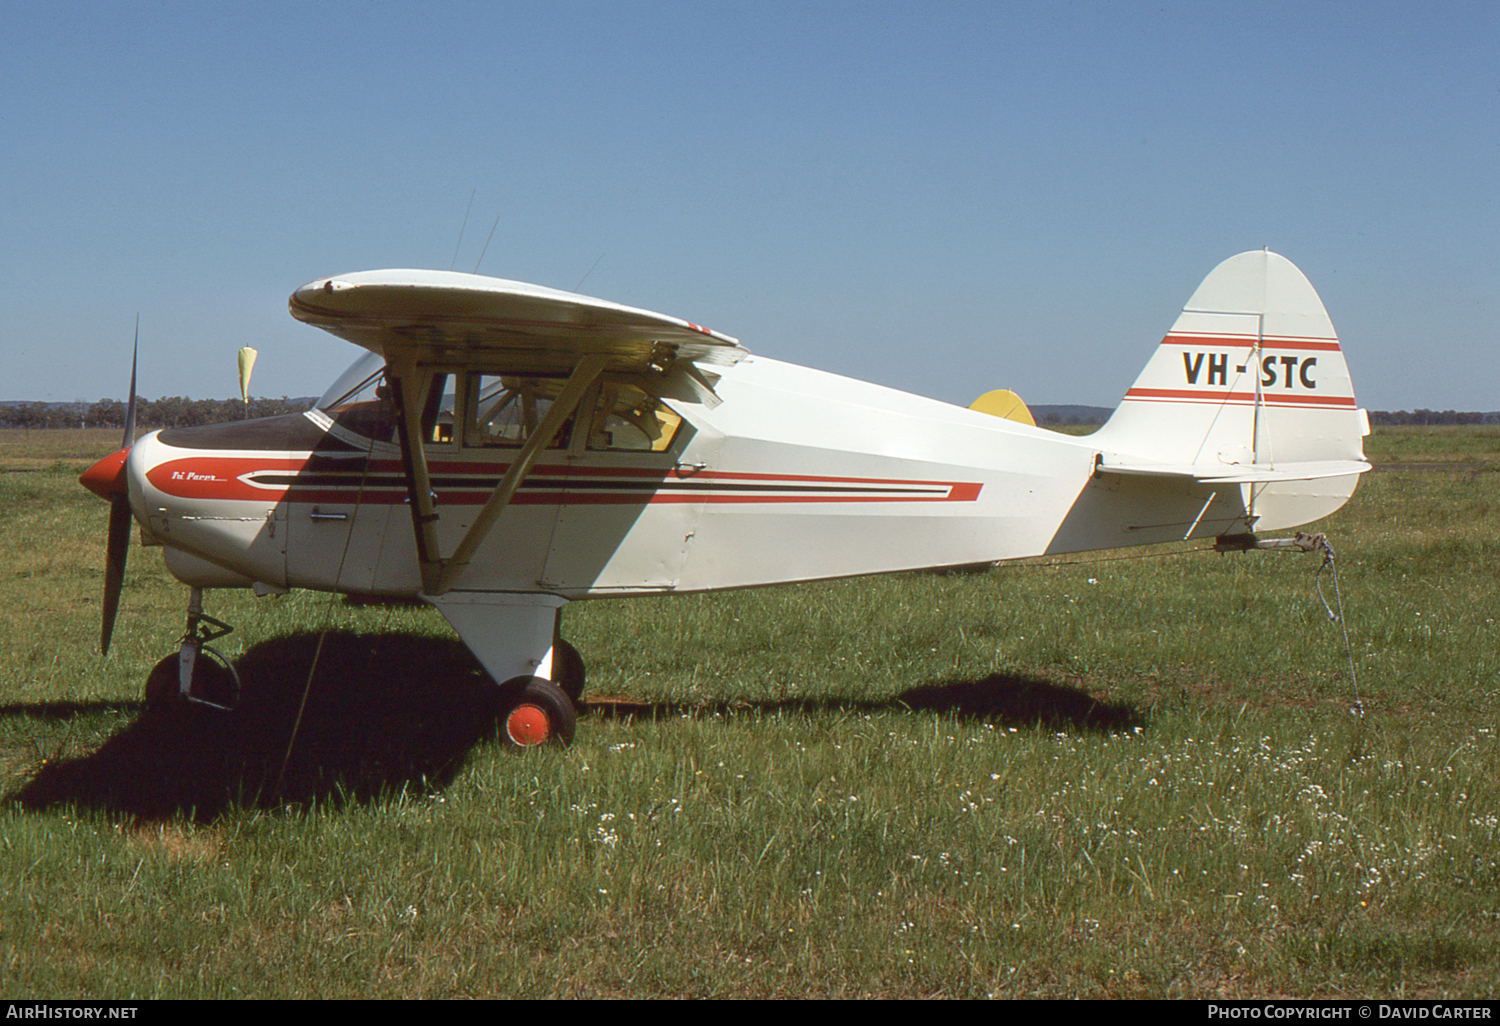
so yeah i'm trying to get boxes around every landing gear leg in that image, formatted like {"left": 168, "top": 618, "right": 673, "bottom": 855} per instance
{"left": 143, "top": 587, "right": 239, "bottom": 710}
{"left": 424, "top": 592, "right": 584, "bottom": 745}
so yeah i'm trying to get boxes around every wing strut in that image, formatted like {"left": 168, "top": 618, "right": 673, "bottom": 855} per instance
{"left": 387, "top": 354, "right": 608, "bottom": 596}
{"left": 387, "top": 359, "right": 443, "bottom": 588}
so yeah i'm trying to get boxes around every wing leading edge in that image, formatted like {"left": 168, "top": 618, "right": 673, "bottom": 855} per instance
{"left": 289, "top": 269, "right": 746, "bottom": 376}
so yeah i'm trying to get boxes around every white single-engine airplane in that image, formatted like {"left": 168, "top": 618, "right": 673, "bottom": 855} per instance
{"left": 81, "top": 250, "right": 1369, "bottom": 745}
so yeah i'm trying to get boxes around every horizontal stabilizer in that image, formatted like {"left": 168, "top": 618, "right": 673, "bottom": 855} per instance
{"left": 1097, "top": 458, "right": 1370, "bottom": 484}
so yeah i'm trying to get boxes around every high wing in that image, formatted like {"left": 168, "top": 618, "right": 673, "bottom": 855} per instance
{"left": 289, "top": 269, "right": 746, "bottom": 375}
{"left": 288, "top": 269, "right": 747, "bottom": 596}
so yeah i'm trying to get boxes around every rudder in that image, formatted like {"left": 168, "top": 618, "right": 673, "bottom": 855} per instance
{"left": 1092, "top": 250, "right": 1369, "bottom": 531}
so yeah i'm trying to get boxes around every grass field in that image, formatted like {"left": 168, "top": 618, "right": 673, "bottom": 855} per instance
{"left": 1, "top": 426, "right": 1497, "bottom": 998}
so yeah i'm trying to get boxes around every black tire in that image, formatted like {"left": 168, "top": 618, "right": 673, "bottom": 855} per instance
{"left": 551, "top": 638, "right": 586, "bottom": 706}
{"left": 496, "top": 676, "right": 577, "bottom": 748}
{"left": 143, "top": 649, "right": 238, "bottom": 710}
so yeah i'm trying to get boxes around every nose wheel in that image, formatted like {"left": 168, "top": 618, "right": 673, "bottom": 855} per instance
{"left": 144, "top": 587, "right": 239, "bottom": 711}
{"left": 144, "top": 646, "right": 239, "bottom": 710}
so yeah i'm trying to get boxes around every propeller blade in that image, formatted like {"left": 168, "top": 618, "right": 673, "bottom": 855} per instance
{"left": 121, "top": 317, "right": 138, "bottom": 448}
{"left": 101, "top": 318, "right": 139, "bottom": 655}
{"left": 101, "top": 493, "right": 132, "bottom": 655}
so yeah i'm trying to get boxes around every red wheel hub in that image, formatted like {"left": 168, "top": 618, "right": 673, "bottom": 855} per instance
{"left": 505, "top": 703, "right": 551, "bottom": 746}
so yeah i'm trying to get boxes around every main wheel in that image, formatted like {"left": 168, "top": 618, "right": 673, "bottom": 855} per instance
{"left": 551, "top": 639, "right": 586, "bottom": 706}
{"left": 143, "top": 647, "right": 239, "bottom": 710}
{"left": 497, "top": 676, "right": 577, "bottom": 748}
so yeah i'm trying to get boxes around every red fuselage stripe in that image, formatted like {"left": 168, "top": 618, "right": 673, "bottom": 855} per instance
{"left": 145, "top": 457, "right": 984, "bottom": 505}
{"left": 1161, "top": 333, "right": 1343, "bottom": 352}
{"left": 1123, "top": 388, "right": 1356, "bottom": 408}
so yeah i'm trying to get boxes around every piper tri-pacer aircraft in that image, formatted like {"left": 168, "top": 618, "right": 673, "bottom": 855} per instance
{"left": 81, "top": 250, "right": 1369, "bottom": 745}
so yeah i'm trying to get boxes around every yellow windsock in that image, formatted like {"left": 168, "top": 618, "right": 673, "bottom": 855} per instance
{"left": 237, "top": 347, "right": 258, "bottom": 404}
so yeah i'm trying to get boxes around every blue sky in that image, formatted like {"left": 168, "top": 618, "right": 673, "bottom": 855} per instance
{"left": 3, "top": 0, "right": 1495, "bottom": 411}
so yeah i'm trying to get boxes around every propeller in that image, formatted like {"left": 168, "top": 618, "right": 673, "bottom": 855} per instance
{"left": 90, "top": 320, "right": 139, "bottom": 655}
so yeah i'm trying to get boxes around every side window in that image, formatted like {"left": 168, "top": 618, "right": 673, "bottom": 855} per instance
{"left": 423, "top": 372, "right": 456, "bottom": 445}
{"left": 462, "top": 373, "right": 682, "bottom": 453}
{"left": 467, "top": 375, "right": 572, "bottom": 449}
{"left": 585, "top": 382, "right": 682, "bottom": 452}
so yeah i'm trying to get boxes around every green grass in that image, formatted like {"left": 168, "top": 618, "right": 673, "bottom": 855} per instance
{"left": 2, "top": 426, "right": 1498, "bottom": 997}
{"left": 1364, "top": 424, "right": 1500, "bottom": 465}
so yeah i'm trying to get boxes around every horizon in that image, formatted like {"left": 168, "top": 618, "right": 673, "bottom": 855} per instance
{"left": 5, "top": 397, "right": 1495, "bottom": 420}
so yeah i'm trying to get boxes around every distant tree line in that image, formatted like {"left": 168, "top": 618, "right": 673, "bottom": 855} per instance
{"left": 1032, "top": 408, "right": 1500, "bottom": 429}
{"left": 1368, "top": 410, "right": 1499, "bottom": 426}
{"left": 1035, "top": 409, "right": 1500, "bottom": 428}
{"left": 0, "top": 396, "right": 314, "bottom": 430}
{"left": 1034, "top": 409, "right": 1499, "bottom": 428}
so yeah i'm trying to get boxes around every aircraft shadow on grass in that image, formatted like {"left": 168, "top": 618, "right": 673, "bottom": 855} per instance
{"left": 7, "top": 631, "right": 1142, "bottom": 823}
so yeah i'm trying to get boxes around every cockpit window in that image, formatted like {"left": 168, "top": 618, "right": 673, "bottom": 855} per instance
{"left": 318, "top": 354, "right": 457, "bottom": 445}
{"left": 584, "top": 381, "right": 681, "bottom": 452}
{"left": 317, "top": 356, "right": 684, "bottom": 453}
{"left": 465, "top": 373, "right": 682, "bottom": 452}
{"left": 318, "top": 352, "right": 386, "bottom": 411}
{"left": 319, "top": 353, "right": 397, "bottom": 443}
{"left": 468, "top": 375, "right": 572, "bottom": 449}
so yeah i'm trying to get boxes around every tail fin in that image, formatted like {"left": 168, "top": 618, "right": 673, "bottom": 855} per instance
{"left": 1092, "top": 250, "right": 1370, "bottom": 531}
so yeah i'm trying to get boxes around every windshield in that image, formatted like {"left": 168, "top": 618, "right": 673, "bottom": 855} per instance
{"left": 317, "top": 353, "right": 462, "bottom": 445}
{"left": 318, "top": 352, "right": 396, "bottom": 442}
{"left": 318, "top": 351, "right": 387, "bottom": 410}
